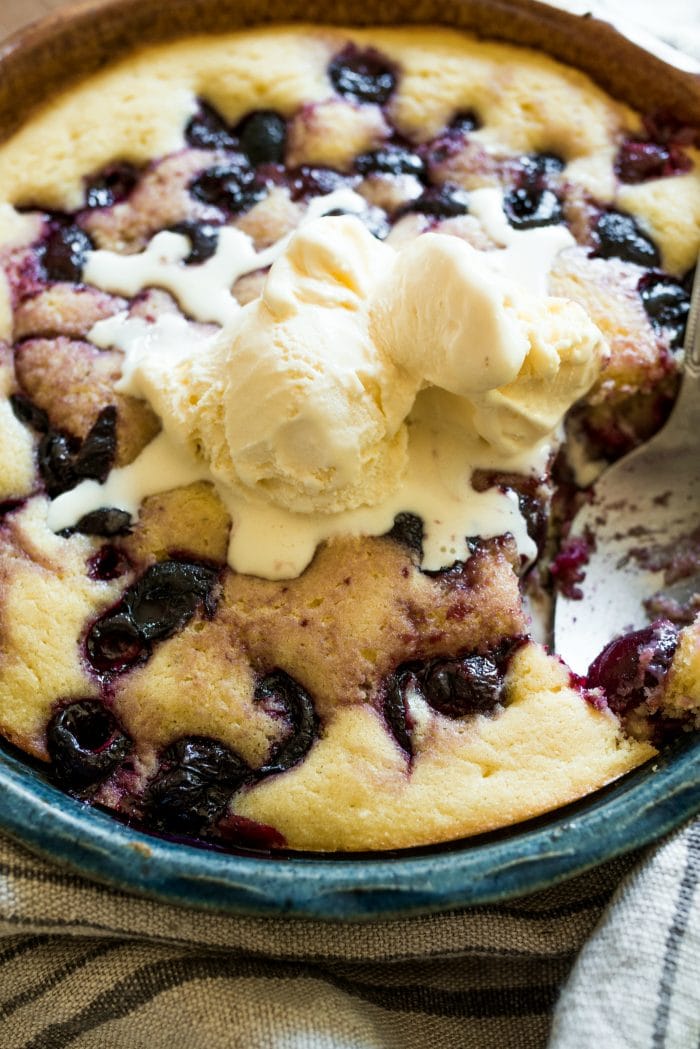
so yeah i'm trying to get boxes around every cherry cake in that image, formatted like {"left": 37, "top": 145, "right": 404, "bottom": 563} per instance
{"left": 0, "top": 26, "right": 699, "bottom": 851}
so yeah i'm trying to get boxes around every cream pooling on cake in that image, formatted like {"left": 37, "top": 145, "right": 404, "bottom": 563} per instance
{"left": 47, "top": 189, "right": 605, "bottom": 579}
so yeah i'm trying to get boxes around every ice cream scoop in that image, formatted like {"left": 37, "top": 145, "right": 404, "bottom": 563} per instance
{"left": 49, "top": 205, "right": 607, "bottom": 578}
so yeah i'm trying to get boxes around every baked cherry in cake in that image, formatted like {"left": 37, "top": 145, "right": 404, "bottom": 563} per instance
{"left": 0, "top": 25, "right": 698, "bottom": 853}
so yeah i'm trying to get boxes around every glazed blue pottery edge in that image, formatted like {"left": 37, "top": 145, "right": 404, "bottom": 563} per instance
{"left": 0, "top": 732, "right": 698, "bottom": 921}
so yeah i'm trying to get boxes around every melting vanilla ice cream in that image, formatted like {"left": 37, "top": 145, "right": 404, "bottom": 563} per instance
{"left": 48, "top": 189, "right": 606, "bottom": 579}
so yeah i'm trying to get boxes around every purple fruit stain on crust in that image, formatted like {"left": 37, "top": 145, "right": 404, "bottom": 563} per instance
{"left": 216, "top": 813, "right": 287, "bottom": 850}
{"left": 47, "top": 699, "right": 132, "bottom": 791}
{"left": 471, "top": 470, "right": 548, "bottom": 555}
{"left": 638, "top": 272, "right": 690, "bottom": 349}
{"left": 399, "top": 184, "right": 469, "bottom": 220}
{"left": 185, "top": 100, "right": 237, "bottom": 151}
{"left": 615, "top": 110, "right": 698, "bottom": 184}
{"left": 168, "top": 221, "right": 221, "bottom": 264}
{"left": 328, "top": 45, "right": 397, "bottom": 106}
{"left": 587, "top": 620, "right": 678, "bottom": 718}
{"left": 591, "top": 209, "right": 660, "bottom": 268}
{"left": 550, "top": 531, "right": 595, "bottom": 599}
{"left": 39, "top": 218, "right": 94, "bottom": 283}
{"left": 71, "top": 508, "right": 133, "bottom": 538}
{"left": 0, "top": 499, "right": 25, "bottom": 521}
{"left": 236, "top": 110, "right": 287, "bottom": 166}
{"left": 386, "top": 512, "right": 424, "bottom": 557}
{"left": 38, "top": 405, "right": 118, "bottom": 498}
{"left": 615, "top": 141, "right": 691, "bottom": 184}
{"left": 86, "top": 560, "right": 219, "bottom": 672}
{"left": 12, "top": 398, "right": 118, "bottom": 500}
{"left": 143, "top": 737, "right": 250, "bottom": 836}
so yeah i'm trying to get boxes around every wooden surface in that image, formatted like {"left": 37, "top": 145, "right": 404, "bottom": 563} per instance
{"left": 0, "top": 0, "right": 66, "bottom": 41}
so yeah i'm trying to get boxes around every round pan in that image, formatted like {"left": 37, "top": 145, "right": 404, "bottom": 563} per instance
{"left": 0, "top": 0, "right": 698, "bottom": 918}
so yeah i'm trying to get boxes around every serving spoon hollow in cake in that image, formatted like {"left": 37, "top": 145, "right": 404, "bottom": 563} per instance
{"left": 554, "top": 258, "right": 700, "bottom": 676}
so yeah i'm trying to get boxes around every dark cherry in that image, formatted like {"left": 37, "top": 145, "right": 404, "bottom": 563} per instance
{"left": 144, "top": 736, "right": 250, "bottom": 835}
{"left": 503, "top": 186, "right": 563, "bottom": 230}
{"left": 550, "top": 533, "right": 594, "bottom": 599}
{"left": 638, "top": 273, "right": 691, "bottom": 349}
{"left": 592, "top": 210, "right": 660, "bottom": 268}
{"left": 615, "top": 141, "right": 668, "bottom": 184}
{"left": 38, "top": 430, "right": 80, "bottom": 498}
{"left": 386, "top": 511, "right": 423, "bottom": 556}
{"left": 40, "top": 221, "right": 94, "bottom": 283}
{"left": 47, "top": 699, "right": 131, "bottom": 789}
{"left": 9, "top": 393, "right": 49, "bottom": 433}
{"left": 84, "top": 163, "right": 140, "bottom": 208}
{"left": 289, "top": 166, "right": 348, "bottom": 202}
{"left": 643, "top": 109, "right": 699, "bottom": 148}
{"left": 587, "top": 620, "right": 678, "bottom": 717}
{"left": 402, "top": 184, "right": 469, "bottom": 219}
{"left": 422, "top": 655, "right": 504, "bottom": 718}
{"left": 168, "top": 221, "right": 221, "bottom": 264}
{"left": 237, "top": 110, "right": 287, "bottom": 166}
{"left": 217, "top": 813, "right": 287, "bottom": 850}
{"left": 86, "top": 560, "right": 219, "bottom": 672}
{"left": 328, "top": 45, "right": 397, "bottom": 105}
{"left": 324, "top": 206, "right": 390, "bottom": 241}
{"left": 72, "top": 507, "right": 133, "bottom": 537}
{"left": 355, "top": 146, "right": 425, "bottom": 178}
{"left": 74, "top": 406, "right": 118, "bottom": 483}
{"left": 615, "top": 140, "right": 691, "bottom": 184}
{"left": 0, "top": 499, "right": 25, "bottom": 520}
{"left": 255, "top": 670, "right": 318, "bottom": 776}
{"left": 518, "top": 152, "right": 565, "bottom": 182}
{"left": 384, "top": 667, "right": 417, "bottom": 755}
{"left": 448, "top": 109, "right": 481, "bottom": 133}
{"left": 189, "top": 163, "right": 265, "bottom": 214}
{"left": 185, "top": 100, "right": 237, "bottom": 150}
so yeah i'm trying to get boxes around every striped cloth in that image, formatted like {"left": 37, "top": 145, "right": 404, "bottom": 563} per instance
{"left": 0, "top": 824, "right": 698, "bottom": 1048}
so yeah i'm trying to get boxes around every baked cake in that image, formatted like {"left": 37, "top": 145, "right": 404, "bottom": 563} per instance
{"left": 0, "top": 26, "right": 699, "bottom": 851}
